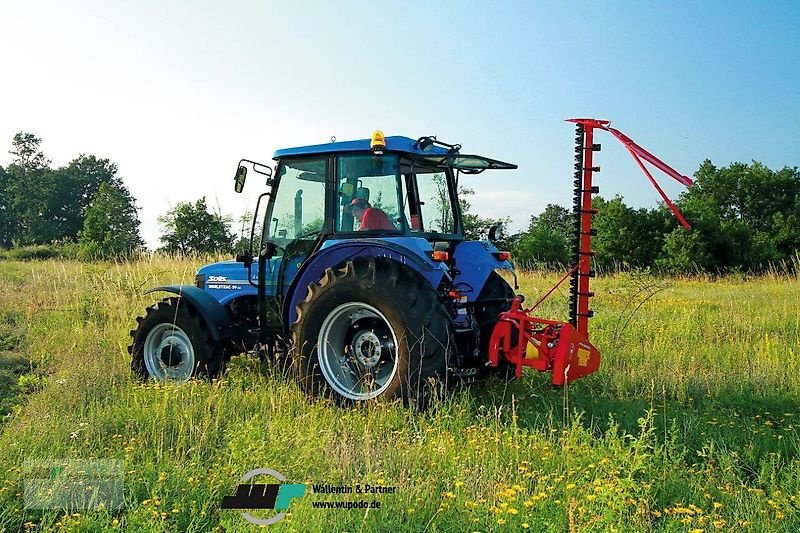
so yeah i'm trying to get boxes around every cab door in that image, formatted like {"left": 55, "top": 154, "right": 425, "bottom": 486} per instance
{"left": 261, "top": 156, "right": 330, "bottom": 304}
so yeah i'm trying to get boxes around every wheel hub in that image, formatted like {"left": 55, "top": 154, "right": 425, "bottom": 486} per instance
{"left": 317, "top": 302, "right": 399, "bottom": 401}
{"left": 142, "top": 323, "right": 196, "bottom": 383}
{"left": 351, "top": 330, "right": 382, "bottom": 368}
{"left": 158, "top": 335, "right": 186, "bottom": 367}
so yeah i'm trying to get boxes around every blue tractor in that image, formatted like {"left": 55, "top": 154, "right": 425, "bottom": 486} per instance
{"left": 129, "top": 131, "right": 520, "bottom": 406}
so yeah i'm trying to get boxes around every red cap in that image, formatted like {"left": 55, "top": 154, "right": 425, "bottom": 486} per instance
{"left": 344, "top": 198, "right": 370, "bottom": 214}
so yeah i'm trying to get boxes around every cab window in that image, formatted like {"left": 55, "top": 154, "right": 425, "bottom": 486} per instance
{"left": 265, "top": 157, "right": 327, "bottom": 243}
{"left": 401, "top": 170, "right": 457, "bottom": 235}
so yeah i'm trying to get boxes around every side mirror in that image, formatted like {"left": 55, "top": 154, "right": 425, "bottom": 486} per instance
{"left": 234, "top": 166, "right": 247, "bottom": 193}
{"left": 488, "top": 224, "right": 504, "bottom": 242}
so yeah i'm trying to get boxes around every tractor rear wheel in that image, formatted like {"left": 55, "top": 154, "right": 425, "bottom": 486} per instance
{"left": 291, "top": 257, "right": 453, "bottom": 407}
{"left": 129, "top": 297, "right": 225, "bottom": 383}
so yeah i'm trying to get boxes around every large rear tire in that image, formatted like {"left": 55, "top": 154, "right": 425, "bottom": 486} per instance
{"left": 291, "top": 257, "right": 453, "bottom": 407}
{"left": 129, "top": 297, "right": 225, "bottom": 383}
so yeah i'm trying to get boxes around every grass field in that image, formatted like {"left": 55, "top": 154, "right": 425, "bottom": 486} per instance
{"left": 0, "top": 257, "right": 798, "bottom": 532}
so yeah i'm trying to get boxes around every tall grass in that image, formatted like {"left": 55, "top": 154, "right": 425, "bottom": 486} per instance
{"left": 0, "top": 258, "right": 798, "bottom": 531}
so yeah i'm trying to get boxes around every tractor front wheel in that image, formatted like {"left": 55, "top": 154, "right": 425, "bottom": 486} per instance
{"left": 291, "top": 257, "right": 453, "bottom": 407}
{"left": 129, "top": 297, "right": 224, "bottom": 383}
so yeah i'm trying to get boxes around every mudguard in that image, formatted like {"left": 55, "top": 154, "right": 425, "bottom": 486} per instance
{"left": 145, "top": 285, "right": 234, "bottom": 340}
{"left": 283, "top": 240, "right": 445, "bottom": 326}
{"left": 451, "top": 241, "right": 514, "bottom": 302}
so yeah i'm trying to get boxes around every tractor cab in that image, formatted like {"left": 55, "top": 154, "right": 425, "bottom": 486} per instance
{"left": 257, "top": 132, "right": 517, "bottom": 247}
{"left": 231, "top": 132, "right": 517, "bottom": 320}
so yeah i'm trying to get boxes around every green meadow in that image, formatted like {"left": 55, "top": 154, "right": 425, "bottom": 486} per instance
{"left": 0, "top": 258, "right": 798, "bottom": 531}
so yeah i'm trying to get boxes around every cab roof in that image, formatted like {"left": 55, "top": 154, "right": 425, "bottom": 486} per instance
{"left": 272, "top": 135, "right": 518, "bottom": 172}
{"left": 273, "top": 136, "right": 448, "bottom": 159}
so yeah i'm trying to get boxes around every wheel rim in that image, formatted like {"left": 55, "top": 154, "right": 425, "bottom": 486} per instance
{"left": 317, "top": 302, "right": 399, "bottom": 400}
{"left": 142, "top": 323, "right": 196, "bottom": 383}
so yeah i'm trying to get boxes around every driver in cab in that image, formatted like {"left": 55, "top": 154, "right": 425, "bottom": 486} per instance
{"left": 345, "top": 198, "right": 395, "bottom": 231}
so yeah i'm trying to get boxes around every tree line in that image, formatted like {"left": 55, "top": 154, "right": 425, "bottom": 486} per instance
{"left": 0, "top": 132, "right": 236, "bottom": 258}
{"left": 0, "top": 133, "right": 143, "bottom": 257}
{"left": 2, "top": 131, "right": 798, "bottom": 273}
{"left": 507, "top": 160, "right": 800, "bottom": 273}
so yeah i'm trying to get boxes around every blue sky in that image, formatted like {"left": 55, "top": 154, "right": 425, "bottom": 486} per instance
{"left": 1, "top": 1, "right": 798, "bottom": 247}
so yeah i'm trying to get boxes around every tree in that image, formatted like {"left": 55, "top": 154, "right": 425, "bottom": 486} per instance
{"left": 431, "top": 173, "right": 454, "bottom": 231}
{"left": 533, "top": 204, "right": 573, "bottom": 241}
{"left": 591, "top": 196, "right": 637, "bottom": 269}
{"left": 591, "top": 196, "right": 669, "bottom": 270}
{"left": 672, "top": 160, "right": 800, "bottom": 271}
{"left": 512, "top": 227, "right": 568, "bottom": 267}
{"left": 234, "top": 211, "right": 266, "bottom": 253}
{"left": 8, "top": 132, "right": 50, "bottom": 171}
{"left": 457, "top": 183, "right": 508, "bottom": 241}
{"left": 79, "top": 182, "right": 144, "bottom": 257}
{"left": 51, "top": 155, "right": 121, "bottom": 241}
{"left": 1, "top": 132, "right": 142, "bottom": 250}
{"left": 6, "top": 132, "right": 53, "bottom": 245}
{"left": 655, "top": 227, "right": 710, "bottom": 273}
{"left": 158, "top": 197, "right": 234, "bottom": 254}
{"left": 512, "top": 204, "right": 572, "bottom": 267}
{"left": 0, "top": 165, "right": 13, "bottom": 248}
{"left": 428, "top": 173, "right": 506, "bottom": 239}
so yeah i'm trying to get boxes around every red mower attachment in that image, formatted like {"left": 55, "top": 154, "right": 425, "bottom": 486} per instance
{"left": 488, "top": 297, "right": 601, "bottom": 385}
{"left": 486, "top": 118, "right": 692, "bottom": 386}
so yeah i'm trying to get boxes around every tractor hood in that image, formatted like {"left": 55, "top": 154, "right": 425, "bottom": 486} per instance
{"left": 196, "top": 260, "right": 267, "bottom": 305}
